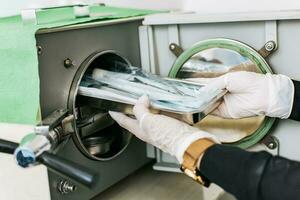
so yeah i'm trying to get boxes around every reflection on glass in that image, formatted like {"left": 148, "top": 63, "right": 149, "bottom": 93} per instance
{"left": 177, "top": 47, "right": 264, "bottom": 144}
{"left": 178, "top": 48, "right": 260, "bottom": 78}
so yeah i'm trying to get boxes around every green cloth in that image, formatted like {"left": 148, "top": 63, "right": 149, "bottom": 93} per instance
{"left": 0, "top": 6, "right": 157, "bottom": 125}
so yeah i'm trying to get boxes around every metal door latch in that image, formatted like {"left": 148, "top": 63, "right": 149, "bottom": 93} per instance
{"left": 260, "top": 135, "right": 279, "bottom": 150}
{"left": 169, "top": 43, "right": 184, "bottom": 57}
{"left": 14, "top": 109, "right": 74, "bottom": 168}
{"left": 258, "top": 41, "right": 277, "bottom": 58}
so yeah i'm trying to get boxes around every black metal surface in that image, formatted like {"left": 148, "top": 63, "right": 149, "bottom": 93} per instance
{"left": 0, "top": 138, "right": 97, "bottom": 188}
{"left": 0, "top": 139, "right": 18, "bottom": 154}
{"left": 38, "top": 109, "right": 69, "bottom": 130}
{"left": 36, "top": 19, "right": 152, "bottom": 200}
{"left": 39, "top": 152, "right": 98, "bottom": 188}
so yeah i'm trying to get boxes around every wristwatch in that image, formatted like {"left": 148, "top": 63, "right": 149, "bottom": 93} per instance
{"left": 180, "top": 138, "right": 215, "bottom": 187}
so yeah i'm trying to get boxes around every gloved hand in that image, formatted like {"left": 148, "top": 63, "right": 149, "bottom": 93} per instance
{"left": 190, "top": 71, "right": 294, "bottom": 119}
{"left": 109, "top": 96, "right": 219, "bottom": 164}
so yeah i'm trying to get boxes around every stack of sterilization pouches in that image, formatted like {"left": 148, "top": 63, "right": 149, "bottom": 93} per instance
{"left": 78, "top": 66, "right": 226, "bottom": 122}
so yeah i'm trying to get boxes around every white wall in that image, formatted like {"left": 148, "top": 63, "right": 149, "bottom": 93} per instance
{"left": 3, "top": 0, "right": 300, "bottom": 18}
{"left": 103, "top": 0, "right": 182, "bottom": 10}
{"left": 183, "top": 0, "right": 300, "bottom": 13}
{"left": 0, "top": 0, "right": 181, "bottom": 18}
{"left": 0, "top": 0, "right": 98, "bottom": 17}
{"left": 1, "top": 1, "right": 27, "bottom": 17}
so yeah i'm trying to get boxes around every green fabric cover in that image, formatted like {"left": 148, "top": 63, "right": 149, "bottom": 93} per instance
{"left": 0, "top": 6, "right": 157, "bottom": 125}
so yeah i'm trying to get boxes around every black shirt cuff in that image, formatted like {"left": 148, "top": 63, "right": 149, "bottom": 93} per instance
{"left": 199, "top": 144, "right": 271, "bottom": 200}
{"left": 289, "top": 80, "right": 300, "bottom": 121}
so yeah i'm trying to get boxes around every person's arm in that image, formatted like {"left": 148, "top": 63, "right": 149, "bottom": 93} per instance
{"left": 109, "top": 72, "right": 299, "bottom": 200}
{"left": 110, "top": 94, "right": 300, "bottom": 200}
{"left": 200, "top": 79, "right": 300, "bottom": 200}
{"left": 199, "top": 144, "right": 300, "bottom": 200}
{"left": 289, "top": 80, "right": 300, "bottom": 121}
{"left": 189, "top": 71, "right": 294, "bottom": 119}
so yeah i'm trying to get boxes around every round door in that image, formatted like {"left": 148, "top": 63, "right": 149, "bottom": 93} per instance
{"left": 69, "top": 51, "right": 133, "bottom": 161}
{"left": 169, "top": 38, "right": 276, "bottom": 148}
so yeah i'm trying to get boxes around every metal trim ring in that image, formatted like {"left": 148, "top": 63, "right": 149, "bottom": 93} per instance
{"left": 68, "top": 50, "right": 133, "bottom": 161}
{"left": 168, "top": 38, "right": 277, "bottom": 149}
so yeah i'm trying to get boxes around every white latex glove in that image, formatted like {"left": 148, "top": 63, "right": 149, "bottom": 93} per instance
{"left": 109, "top": 96, "right": 219, "bottom": 164}
{"left": 190, "top": 71, "right": 294, "bottom": 119}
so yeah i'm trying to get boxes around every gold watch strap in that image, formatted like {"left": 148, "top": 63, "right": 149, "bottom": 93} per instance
{"left": 181, "top": 139, "right": 215, "bottom": 186}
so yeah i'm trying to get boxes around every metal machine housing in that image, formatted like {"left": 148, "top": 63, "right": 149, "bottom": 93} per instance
{"left": 36, "top": 18, "right": 151, "bottom": 200}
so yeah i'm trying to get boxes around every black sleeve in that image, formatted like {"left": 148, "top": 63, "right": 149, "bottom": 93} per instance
{"left": 199, "top": 144, "right": 300, "bottom": 200}
{"left": 289, "top": 80, "right": 300, "bottom": 121}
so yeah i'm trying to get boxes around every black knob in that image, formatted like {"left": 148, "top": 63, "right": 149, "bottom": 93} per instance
{"left": 38, "top": 152, "right": 98, "bottom": 188}
{"left": 0, "top": 139, "right": 97, "bottom": 188}
{"left": 0, "top": 139, "right": 18, "bottom": 154}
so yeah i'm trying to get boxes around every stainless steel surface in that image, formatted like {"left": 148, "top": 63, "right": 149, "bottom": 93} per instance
{"left": 58, "top": 180, "right": 77, "bottom": 195}
{"left": 78, "top": 91, "right": 225, "bottom": 125}
{"left": 34, "top": 126, "right": 50, "bottom": 135}
{"left": 36, "top": 19, "right": 151, "bottom": 200}
{"left": 14, "top": 134, "right": 51, "bottom": 167}
{"left": 76, "top": 112, "right": 114, "bottom": 138}
{"left": 174, "top": 46, "right": 272, "bottom": 146}
{"left": 48, "top": 129, "right": 60, "bottom": 147}
{"left": 69, "top": 51, "right": 133, "bottom": 161}
{"left": 176, "top": 46, "right": 268, "bottom": 144}
{"left": 179, "top": 47, "right": 260, "bottom": 78}
{"left": 37, "top": 109, "right": 69, "bottom": 131}
{"left": 83, "top": 136, "right": 113, "bottom": 155}
{"left": 265, "top": 41, "right": 276, "bottom": 52}
{"left": 34, "top": 109, "right": 73, "bottom": 147}
{"left": 15, "top": 109, "right": 75, "bottom": 168}
{"left": 61, "top": 115, "right": 75, "bottom": 137}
